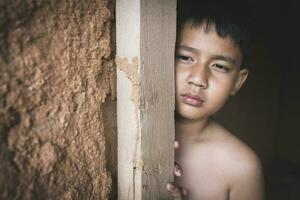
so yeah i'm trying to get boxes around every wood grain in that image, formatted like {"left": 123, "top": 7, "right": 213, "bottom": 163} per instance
{"left": 116, "top": 0, "right": 176, "bottom": 199}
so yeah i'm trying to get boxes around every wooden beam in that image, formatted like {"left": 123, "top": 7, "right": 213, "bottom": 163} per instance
{"left": 116, "top": 0, "right": 177, "bottom": 199}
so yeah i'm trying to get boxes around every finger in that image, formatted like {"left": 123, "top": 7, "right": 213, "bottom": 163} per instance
{"left": 175, "top": 141, "right": 179, "bottom": 149}
{"left": 182, "top": 188, "right": 188, "bottom": 196}
{"left": 166, "top": 183, "right": 183, "bottom": 200}
{"left": 174, "top": 162, "right": 182, "bottom": 176}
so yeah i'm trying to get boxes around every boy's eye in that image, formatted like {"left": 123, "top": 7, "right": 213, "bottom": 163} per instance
{"left": 212, "top": 64, "right": 230, "bottom": 72}
{"left": 176, "top": 55, "right": 193, "bottom": 62}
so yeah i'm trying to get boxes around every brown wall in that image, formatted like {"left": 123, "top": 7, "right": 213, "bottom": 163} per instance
{"left": 0, "top": 0, "right": 117, "bottom": 199}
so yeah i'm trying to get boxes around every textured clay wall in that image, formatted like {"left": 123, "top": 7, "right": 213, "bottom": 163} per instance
{"left": 0, "top": 0, "right": 117, "bottom": 199}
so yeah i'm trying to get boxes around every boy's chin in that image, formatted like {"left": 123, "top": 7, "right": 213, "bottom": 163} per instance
{"left": 175, "top": 110, "right": 206, "bottom": 121}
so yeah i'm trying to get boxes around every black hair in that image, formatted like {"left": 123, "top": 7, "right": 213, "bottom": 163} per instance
{"left": 177, "top": 0, "right": 254, "bottom": 68}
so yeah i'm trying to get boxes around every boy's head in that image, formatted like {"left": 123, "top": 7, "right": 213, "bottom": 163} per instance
{"left": 175, "top": 1, "right": 252, "bottom": 120}
{"left": 177, "top": 0, "right": 253, "bottom": 68}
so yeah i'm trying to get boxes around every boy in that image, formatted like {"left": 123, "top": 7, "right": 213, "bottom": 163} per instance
{"left": 166, "top": 1, "right": 265, "bottom": 200}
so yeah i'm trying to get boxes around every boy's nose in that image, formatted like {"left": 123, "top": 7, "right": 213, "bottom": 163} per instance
{"left": 187, "top": 65, "right": 208, "bottom": 89}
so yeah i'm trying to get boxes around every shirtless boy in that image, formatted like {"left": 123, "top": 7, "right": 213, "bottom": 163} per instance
{"left": 166, "top": 1, "right": 265, "bottom": 200}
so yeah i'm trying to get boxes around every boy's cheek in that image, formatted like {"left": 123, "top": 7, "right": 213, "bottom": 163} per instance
{"left": 175, "top": 70, "right": 189, "bottom": 84}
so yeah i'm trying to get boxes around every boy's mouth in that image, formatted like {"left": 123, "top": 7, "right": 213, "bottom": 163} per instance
{"left": 181, "top": 93, "right": 205, "bottom": 107}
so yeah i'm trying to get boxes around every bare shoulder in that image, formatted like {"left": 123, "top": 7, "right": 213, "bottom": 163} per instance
{"left": 209, "top": 121, "right": 262, "bottom": 171}
{"left": 206, "top": 121, "right": 262, "bottom": 177}
{"left": 207, "top": 121, "right": 265, "bottom": 199}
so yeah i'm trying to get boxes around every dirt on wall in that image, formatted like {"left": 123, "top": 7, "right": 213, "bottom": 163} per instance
{"left": 0, "top": 0, "right": 117, "bottom": 199}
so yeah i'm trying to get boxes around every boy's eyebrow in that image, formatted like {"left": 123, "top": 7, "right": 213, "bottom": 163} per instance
{"left": 210, "top": 55, "right": 237, "bottom": 65}
{"left": 177, "top": 45, "right": 237, "bottom": 65}
{"left": 177, "top": 45, "right": 200, "bottom": 54}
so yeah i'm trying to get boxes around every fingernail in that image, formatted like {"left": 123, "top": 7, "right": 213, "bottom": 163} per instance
{"left": 175, "top": 166, "right": 182, "bottom": 176}
{"left": 176, "top": 170, "right": 182, "bottom": 176}
{"left": 167, "top": 183, "right": 175, "bottom": 190}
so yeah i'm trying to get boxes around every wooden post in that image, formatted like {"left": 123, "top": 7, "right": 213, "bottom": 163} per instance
{"left": 116, "top": 0, "right": 177, "bottom": 199}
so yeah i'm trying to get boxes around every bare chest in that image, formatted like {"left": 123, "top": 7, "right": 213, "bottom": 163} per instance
{"left": 175, "top": 145, "right": 230, "bottom": 200}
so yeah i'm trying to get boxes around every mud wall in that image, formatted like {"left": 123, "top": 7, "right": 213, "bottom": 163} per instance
{"left": 0, "top": 0, "right": 117, "bottom": 199}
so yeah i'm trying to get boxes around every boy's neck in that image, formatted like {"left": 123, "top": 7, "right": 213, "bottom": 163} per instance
{"left": 175, "top": 113, "right": 211, "bottom": 136}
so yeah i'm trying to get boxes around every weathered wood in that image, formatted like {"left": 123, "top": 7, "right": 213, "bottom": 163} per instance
{"left": 116, "top": 0, "right": 177, "bottom": 199}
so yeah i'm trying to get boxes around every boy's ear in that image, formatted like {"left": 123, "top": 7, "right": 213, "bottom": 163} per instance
{"left": 231, "top": 68, "right": 249, "bottom": 95}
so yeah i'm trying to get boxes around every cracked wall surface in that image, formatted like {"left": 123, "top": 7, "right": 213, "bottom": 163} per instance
{"left": 0, "top": 0, "right": 117, "bottom": 199}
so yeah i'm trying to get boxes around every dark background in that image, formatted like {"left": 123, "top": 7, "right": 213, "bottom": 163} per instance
{"left": 215, "top": 0, "right": 300, "bottom": 199}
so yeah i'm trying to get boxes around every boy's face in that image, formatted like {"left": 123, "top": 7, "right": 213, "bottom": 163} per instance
{"left": 175, "top": 23, "right": 248, "bottom": 120}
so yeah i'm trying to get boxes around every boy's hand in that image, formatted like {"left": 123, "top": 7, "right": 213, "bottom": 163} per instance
{"left": 166, "top": 182, "right": 188, "bottom": 200}
{"left": 166, "top": 141, "right": 188, "bottom": 199}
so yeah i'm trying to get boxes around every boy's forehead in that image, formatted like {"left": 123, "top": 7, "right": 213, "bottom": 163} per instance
{"left": 178, "top": 23, "right": 233, "bottom": 48}
{"left": 177, "top": 22, "right": 243, "bottom": 65}
{"left": 179, "top": 22, "right": 224, "bottom": 42}
{"left": 185, "top": 20, "right": 216, "bottom": 34}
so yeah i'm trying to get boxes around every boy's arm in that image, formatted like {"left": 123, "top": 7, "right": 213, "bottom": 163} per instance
{"left": 229, "top": 157, "right": 265, "bottom": 200}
